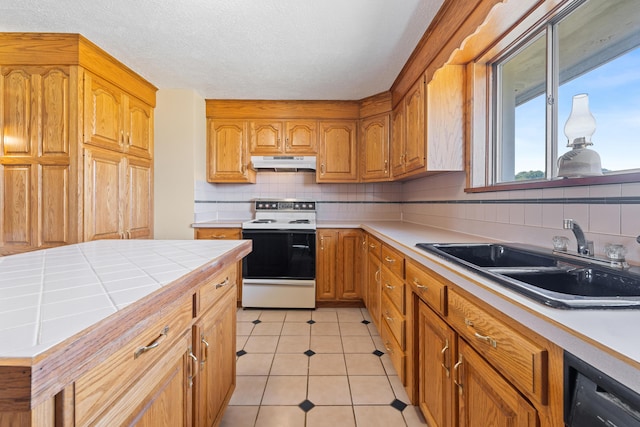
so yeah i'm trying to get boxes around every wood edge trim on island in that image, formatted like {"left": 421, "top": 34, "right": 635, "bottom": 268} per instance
{"left": 0, "top": 241, "right": 251, "bottom": 414}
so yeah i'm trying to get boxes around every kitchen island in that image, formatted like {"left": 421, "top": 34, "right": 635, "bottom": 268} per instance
{"left": 0, "top": 239, "right": 251, "bottom": 426}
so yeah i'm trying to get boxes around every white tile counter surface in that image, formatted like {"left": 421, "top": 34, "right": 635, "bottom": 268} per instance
{"left": 0, "top": 239, "right": 247, "bottom": 359}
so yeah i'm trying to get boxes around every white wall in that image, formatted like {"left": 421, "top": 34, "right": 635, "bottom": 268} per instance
{"left": 154, "top": 89, "right": 205, "bottom": 239}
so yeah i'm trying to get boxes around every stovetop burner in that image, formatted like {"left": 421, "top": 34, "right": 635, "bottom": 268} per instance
{"left": 289, "top": 219, "right": 310, "bottom": 224}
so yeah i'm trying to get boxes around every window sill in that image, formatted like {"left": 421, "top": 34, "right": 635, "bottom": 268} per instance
{"left": 465, "top": 172, "right": 640, "bottom": 193}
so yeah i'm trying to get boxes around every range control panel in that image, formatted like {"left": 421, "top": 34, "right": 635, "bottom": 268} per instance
{"left": 255, "top": 200, "right": 316, "bottom": 211}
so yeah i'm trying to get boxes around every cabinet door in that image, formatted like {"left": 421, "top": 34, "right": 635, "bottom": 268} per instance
{"left": 84, "top": 72, "right": 125, "bottom": 152}
{"left": 250, "top": 120, "right": 283, "bottom": 154}
{"left": 207, "top": 120, "right": 256, "bottom": 183}
{"left": 316, "top": 229, "right": 339, "bottom": 300}
{"left": 285, "top": 120, "right": 317, "bottom": 154}
{"left": 84, "top": 147, "right": 125, "bottom": 240}
{"left": 404, "top": 77, "right": 426, "bottom": 173}
{"left": 125, "top": 156, "right": 153, "bottom": 239}
{"left": 418, "top": 300, "right": 456, "bottom": 427}
{"left": 338, "top": 229, "right": 363, "bottom": 300}
{"left": 457, "top": 340, "right": 538, "bottom": 427}
{"left": 125, "top": 96, "right": 153, "bottom": 159}
{"left": 426, "top": 65, "right": 465, "bottom": 171}
{"left": 317, "top": 121, "right": 358, "bottom": 182}
{"left": 390, "top": 102, "right": 406, "bottom": 177}
{"left": 194, "top": 287, "right": 236, "bottom": 427}
{"left": 1, "top": 67, "right": 72, "bottom": 254}
{"left": 360, "top": 114, "right": 390, "bottom": 181}
{"left": 367, "top": 251, "right": 381, "bottom": 329}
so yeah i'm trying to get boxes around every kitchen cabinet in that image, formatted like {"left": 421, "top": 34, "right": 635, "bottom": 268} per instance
{"left": 316, "top": 228, "right": 363, "bottom": 303}
{"left": 207, "top": 120, "right": 256, "bottom": 183}
{"left": 391, "top": 64, "right": 465, "bottom": 180}
{"left": 317, "top": 120, "right": 358, "bottom": 182}
{"left": 0, "top": 34, "right": 156, "bottom": 255}
{"left": 365, "top": 234, "right": 382, "bottom": 329}
{"left": 83, "top": 147, "right": 152, "bottom": 240}
{"left": 250, "top": 120, "right": 317, "bottom": 155}
{"left": 195, "top": 227, "right": 243, "bottom": 303}
{"left": 193, "top": 280, "right": 237, "bottom": 427}
{"left": 410, "top": 259, "right": 563, "bottom": 427}
{"left": 360, "top": 113, "right": 390, "bottom": 181}
{"left": 0, "top": 66, "right": 74, "bottom": 255}
{"left": 380, "top": 244, "right": 406, "bottom": 381}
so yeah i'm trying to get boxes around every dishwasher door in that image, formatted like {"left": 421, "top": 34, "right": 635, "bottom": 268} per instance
{"left": 564, "top": 352, "right": 640, "bottom": 426}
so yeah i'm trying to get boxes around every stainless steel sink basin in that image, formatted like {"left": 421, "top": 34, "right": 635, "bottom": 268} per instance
{"left": 416, "top": 243, "right": 640, "bottom": 309}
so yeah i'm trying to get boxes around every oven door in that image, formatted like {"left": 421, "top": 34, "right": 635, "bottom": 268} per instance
{"left": 242, "top": 229, "right": 316, "bottom": 280}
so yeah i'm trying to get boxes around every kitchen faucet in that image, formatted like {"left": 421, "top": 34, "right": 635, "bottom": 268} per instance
{"left": 563, "top": 219, "right": 594, "bottom": 256}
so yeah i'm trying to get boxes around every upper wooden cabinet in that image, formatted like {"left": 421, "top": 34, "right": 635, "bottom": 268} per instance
{"left": 250, "top": 120, "right": 317, "bottom": 155}
{"left": 360, "top": 114, "right": 390, "bottom": 182}
{"left": 0, "top": 33, "right": 156, "bottom": 255}
{"left": 317, "top": 120, "right": 358, "bottom": 182}
{"left": 84, "top": 72, "right": 153, "bottom": 159}
{"left": 207, "top": 120, "right": 256, "bottom": 183}
{"left": 391, "top": 64, "right": 465, "bottom": 180}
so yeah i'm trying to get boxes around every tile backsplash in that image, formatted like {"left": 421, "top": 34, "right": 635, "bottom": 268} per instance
{"left": 194, "top": 171, "right": 640, "bottom": 263}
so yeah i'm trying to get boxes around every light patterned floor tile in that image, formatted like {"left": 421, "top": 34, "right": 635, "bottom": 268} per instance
{"left": 254, "top": 406, "right": 306, "bottom": 427}
{"left": 349, "top": 375, "right": 395, "bottom": 405}
{"left": 306, "top": 406, "right": 356, "bottom": 427}
{"left": 261, "top": 375, "right": 308, "bottom": 405}
{"left": 270, "top": 353, "right": 310, "bottom": 375}
{"left": 307, "top": 375, "right": 352, "bottom": 406}
{"left": 229, "top": 376, "right": 268, "bottom": 405}
{"left": 220, "top": 405, "right": 259, "bottom": 427}
{"left": 309, "top": 353, "right": 346, "bottom": 376}
{"left": 353, "top": 405, "right": 407, "bottom": 427}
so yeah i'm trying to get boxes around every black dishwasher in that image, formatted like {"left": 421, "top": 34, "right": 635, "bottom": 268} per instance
{"left": 564, "top": 351, "right": 640, "bottom": 426}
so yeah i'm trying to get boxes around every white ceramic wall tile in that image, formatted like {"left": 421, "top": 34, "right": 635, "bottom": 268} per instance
{"left": 590, "top": 184, "right": 621, "bottom": 198}
{"left": 621, "top": 205, "right": 640, "bottom": 237}
{"left": 589, "top": 205, "right": 621, "bottom": 235}
{"left": 563, "top": 204, "right": 590, "bottom": 230}
{"left": 542, "top": 204, "right": 565, "bottom": 229}
{"left": 524, "top": 204, "right": 543, "bottom": 227}
{"left": 508, "top": 204, "right": 525, "bottom": 225}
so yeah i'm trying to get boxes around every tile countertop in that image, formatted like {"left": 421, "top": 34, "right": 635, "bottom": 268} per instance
{"left": 192, "top": 219, "right": 640, "bottom": 390}
{"left": 0, "top": 239, "right": 249, "bottom": 359}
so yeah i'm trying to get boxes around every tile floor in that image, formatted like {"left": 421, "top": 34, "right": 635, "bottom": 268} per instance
{"left": 220, "top": 307, "right": 428, "bottom": 427}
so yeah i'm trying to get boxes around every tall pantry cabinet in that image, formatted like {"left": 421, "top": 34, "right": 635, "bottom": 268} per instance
{"left": 0, "top": 33, "right": 156, "bottom": 255}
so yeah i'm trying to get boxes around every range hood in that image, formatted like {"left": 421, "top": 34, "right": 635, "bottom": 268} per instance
{"left": 251, "top": 156, "right": 316, "bottom": 172}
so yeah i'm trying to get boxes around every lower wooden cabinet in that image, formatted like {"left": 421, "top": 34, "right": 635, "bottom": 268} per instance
{"left": 195, "top": 227, "right": 243, "bottom": 303}
{"left": 316, "top": 229, "right": 364, "bottom": 303}
{"left": 193, "top": 284, "right": 236, "bottom": 427}
{"left": 68, "top": 263, "right": 240, "bottom": 427}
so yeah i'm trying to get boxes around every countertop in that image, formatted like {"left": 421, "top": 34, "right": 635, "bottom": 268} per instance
{"left": 193, "top": 219, "right": 640, "bottom": 391}
{"left": 0, "top": 239, "right": 250, "bottom": 359}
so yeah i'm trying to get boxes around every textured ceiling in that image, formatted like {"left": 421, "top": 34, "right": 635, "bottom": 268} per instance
{"left": 0, "top": 0, "right": 444, "bottom": 100}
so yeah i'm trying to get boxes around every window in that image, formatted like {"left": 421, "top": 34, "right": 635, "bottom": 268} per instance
{"left": 491, "top": 0, "right": 640, "bottom": 185}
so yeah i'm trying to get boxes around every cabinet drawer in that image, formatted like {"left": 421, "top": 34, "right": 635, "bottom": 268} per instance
{"left": 406, "top": 260, "right": 447, "bottom": 315}
{"left": 381, "top": 265, "right": 405, "bottom": 313}
{"left": 367, "top": 235, "right": 382, "bottom": 259}
{"left": 74, "top": 297, "right": 193, "bottom": 426}
{"left": 195, "top": 227, "right": 241, "bottom": 240}
{"left": 382, "top": 245, "right": 404, "bottom": 278}
{"left": 448, "top": 289, "right": 548, "bottom": 403}
{"left": 381, "top": 293, "right": 405, "bottom": 348}
{"left": 380, "top": 319, "right": 405, "bottom": 381}
{"left": 199, "top": 264, "right": 237, "bottom": 313}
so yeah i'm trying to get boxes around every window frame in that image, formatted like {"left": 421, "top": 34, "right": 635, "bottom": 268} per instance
{"left": 464, "top": 0, "right": 640, "bottom": 192}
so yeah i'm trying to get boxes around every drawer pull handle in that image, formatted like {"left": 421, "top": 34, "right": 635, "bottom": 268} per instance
{"left": 441, "top": 339, "right": 450, "bottom": 378}
{"left": 369, "top": 243, "right": 377, "bottom": 249}
{"left": 385, "top": 283, "right": 395, "bottom": 290}
{"left": 453, "top": 354, "right": 463, "bottom": 393}
{"left": 384, "top": 342, "right": 393, "bottom": 354}
{"left": 474, "top": 332, "right": 498, "bottom": 348}
{"left": 212, "top": 234, "right": 227, "bottom": 239}
{"left": 384, "top": 256, "right": 396, "bottom": 263}
{"left": 375, "top": 269, "right": 381, "bottom": 284}
{"left": 385, "top": 311, "right": 393, "bottom": 322}
{"left": 134, "top": 326, "right": 169, "bottom": 359}
{"left": 215, "top": 277, "right": 230, "bottom": 289}
{"left": 413, "top": 278, "right": 427, "bottom": 291}
{"left": 201, "top": 336, "right": 210, "bottom": 365}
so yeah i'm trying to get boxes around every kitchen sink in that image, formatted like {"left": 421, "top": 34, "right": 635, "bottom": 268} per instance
{"left": 416, "top": 243, "right": 640, "bottom": 309}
